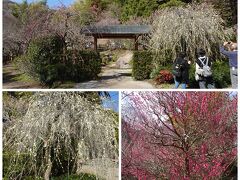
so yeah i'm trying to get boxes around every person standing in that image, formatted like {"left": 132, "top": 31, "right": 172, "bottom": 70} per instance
{"left": 172, "top": 52, "right": 190, "bottom": 89}
{"left": 220, "top": 42, "right": 238, "bottom": 88}
{"left": 195, "top": 49, "right": 215, "bottom": 89}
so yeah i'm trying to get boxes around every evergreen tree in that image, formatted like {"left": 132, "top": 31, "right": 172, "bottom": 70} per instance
{"left": 120, "top": 0, "right": 159, "bottom": 21}
{"left": 197, "top": 0, "right": 237, "bottom": 26}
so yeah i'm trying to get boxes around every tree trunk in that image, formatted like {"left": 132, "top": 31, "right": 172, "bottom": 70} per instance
{"left": 62, "top": 40, "right": 67, "bottom": 64}
{"left": 184, "top": 142, "right": 190, "bottom": 178}
{"left": 180, "top": 36, "right": 187, "bottom": 53}
{"left": 185, "top": 156, "right": 190, "bottom": 178}
{"left": 62, "top": 13, "right": 69, "bottom": 64}
{"left": 44, "top": 148, "right": 52, "bottom": 180}
{"left": 230, "top": 0, "right": 237, "bottom": 25}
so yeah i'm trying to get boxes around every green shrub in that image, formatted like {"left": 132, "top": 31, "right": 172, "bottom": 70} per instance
{"left": 212, "top": 60, "right": 231, "bottom": 88}
{"left": 159, "top": 0, "right": 185, "bottom": 9}
{"left": 14, "top": 35, "right": 101, "bottom": 87}
{"left": 14, "top": 35, "right": 64, "bottom": 86}
{"left": 27, "top": 35, "right": 64, "bottom": 84}
{"left": 132, "top": 51, "right": 153, "bottom": 80}
{"left": 14, "top": 55, "right": 32, "bottom": 75}
{"left": 3, "top": 152, "right": 32, "bottom": 178}
{"left": 51, "top": 173, "right": 97, "bottom": 180}
{"left": 120, "top": 0, "right": 159, "bottom": 21}
{"left": 66, "top": 50, "right": 101, "bottom": 82}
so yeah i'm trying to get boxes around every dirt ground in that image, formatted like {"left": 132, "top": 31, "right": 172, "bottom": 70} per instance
{"left": 3, "top": 51, "right": 155, "bottom": 89}
{"left": 3, "top": 64, "right": 41, "bottom": 89}
{"left": 79, "top": 165, "right": 118, "bottom": 180}
{"left": 75, "top": 51, "right": 154, "bottom": 89}
{"left": 77, "top": 158, "right": 118, "bottom": 180}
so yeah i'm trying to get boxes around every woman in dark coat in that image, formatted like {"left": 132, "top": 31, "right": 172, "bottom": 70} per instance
{"left": 173, "top": 52, "right": 190, "bottom": 89}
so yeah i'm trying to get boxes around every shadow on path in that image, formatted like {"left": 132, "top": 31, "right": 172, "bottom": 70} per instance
{"left": 3, "top": 64, "right": 41, "bottom": 89}
{"left": 75, "top": 51, "right": 154, "bottom": 89}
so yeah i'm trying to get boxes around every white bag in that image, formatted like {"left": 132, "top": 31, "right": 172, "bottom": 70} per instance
{"left": 198, "top": 57, "right": 212, "bottom": 77}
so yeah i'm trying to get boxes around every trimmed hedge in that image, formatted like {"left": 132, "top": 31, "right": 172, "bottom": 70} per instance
{"left": 132, "top": 51, "right": 153, "bottom": 80}
{"left": 14, "top": 35, "right": 64, "bottom": 86}
{"left": 65, "top": 50, "right": 101, "bottom": 82}
{"left": 14, "top": 35, "right": 101, "bottom": 87}
{"left": 27, "top": 35, "right": 64, "bottom": 85}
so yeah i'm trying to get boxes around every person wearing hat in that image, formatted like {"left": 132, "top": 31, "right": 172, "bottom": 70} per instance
{"left": 220, "top": 41, "right": 238, "bottom": 88}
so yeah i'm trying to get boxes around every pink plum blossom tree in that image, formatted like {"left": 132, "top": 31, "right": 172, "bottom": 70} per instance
{"left": 122, "top": 92, "right": 237, "bottom": 180}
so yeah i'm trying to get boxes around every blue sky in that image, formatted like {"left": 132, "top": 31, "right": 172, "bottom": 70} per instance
{"left": 102, "top": 91, "right": 119, "bottom": 113}
{"left": 13, "top": 0, "right": 75, "bottom": 8}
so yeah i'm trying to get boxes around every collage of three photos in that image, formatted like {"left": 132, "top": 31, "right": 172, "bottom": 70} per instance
{"left": 2, "top": 0, "right": 238, "bottom": 179}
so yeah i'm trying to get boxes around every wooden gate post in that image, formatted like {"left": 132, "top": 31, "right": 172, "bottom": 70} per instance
{"left": 134, "top": 36, "right": 138, "bottom": 50}
{"left": 94, "top": 36, "right": 98, "bottom": 51}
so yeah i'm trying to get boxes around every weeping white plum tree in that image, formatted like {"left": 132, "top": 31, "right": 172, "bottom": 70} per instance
{"left": 3, "top": 92, "right": 118, "bottom": 179}
{"left": 149, "top": 3, "right": 233, "bottom": 66}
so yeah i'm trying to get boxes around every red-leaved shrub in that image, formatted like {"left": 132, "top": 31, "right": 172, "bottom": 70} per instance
{"left": 154, "top": 70, "right": 173, "bottom": 84}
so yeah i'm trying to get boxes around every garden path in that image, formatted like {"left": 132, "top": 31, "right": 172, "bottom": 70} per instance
{"left": 80, "top": 165, "right": 118, "bottom": 180}
{"left": 77, "top": 158, "right": 118, "bottom": 180}
{"left": 75, "top": 51, "right": 154, "bottom": 89}
{"left": 3, "top": 64, "right": 41, "bottom": 89}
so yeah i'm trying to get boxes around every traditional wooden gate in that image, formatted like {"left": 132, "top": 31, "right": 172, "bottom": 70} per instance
{"left": 82, "top": 25, "right": 150, "bottom": 51}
